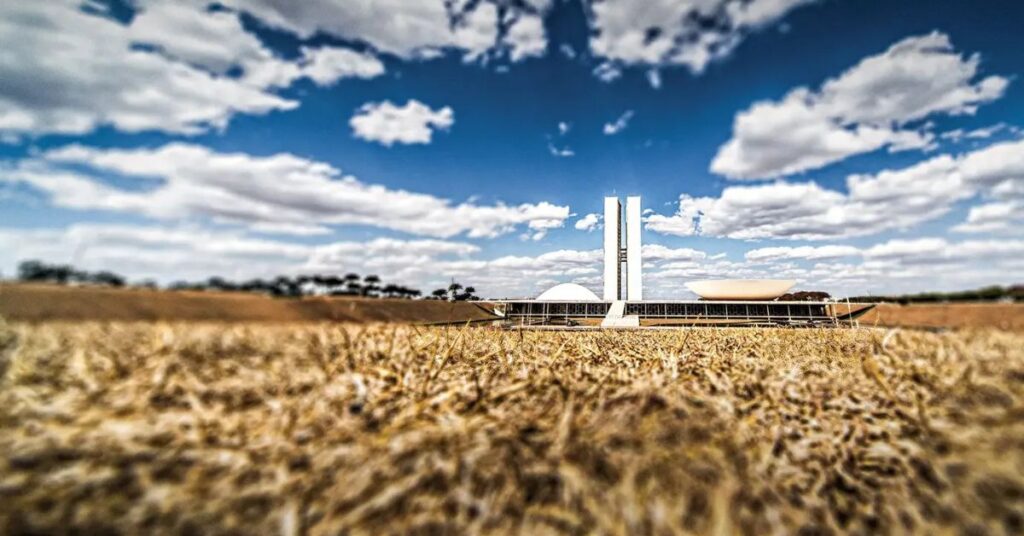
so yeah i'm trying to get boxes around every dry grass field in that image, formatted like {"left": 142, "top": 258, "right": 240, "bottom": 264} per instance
{"left": 0, "top": 284, "right": 495, "bottom": 324}
{"left": 861, "top": 303, "right": 1024, "bottom": 331}
{"left": 5, "top": 284, "right": 1024, "bottom": 331}
{"left": 2, "top": 320, "right": 1023, "bottom": 535}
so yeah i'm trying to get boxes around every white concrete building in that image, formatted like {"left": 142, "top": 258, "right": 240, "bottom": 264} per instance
{"left": 603, "top": 196, "right": 621, "bottom": 300}
{"left": 603, "top": 196, "right": 642, "bottom": 301}
{"left": 625, "top": 196, "right": 642, "bottom": 301}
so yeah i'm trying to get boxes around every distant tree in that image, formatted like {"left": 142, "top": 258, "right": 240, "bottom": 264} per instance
{"left": 778, "top": 291, "right": 830, "bottom": 302}
{"left": 381, "top": 283, "right": 400, "bottom": 298}
{"left": 17, "top": 260, "right": 48, "bottom": 281}
{"left": 363, "top": 275, "right": 381, "bottom": 297}
{"left": 431, "top": 288, "right": 448, "bottom": 300}
{"left": 446, "top": 282, "right": 463, "bottom": 301}
{"left": 270, "top": 275, "right": 301, "bottom": 298}
{"left": 90, "top": 271, "right": 126, "bottom": 287}
{"left": 17, "top": 260, "right": 123, "bottom": 287}
{"left": 239, "top": 279, "right": 269, "bottom": 294}
{"left": 206, "top": 276, "right": 237, "bottom": 291}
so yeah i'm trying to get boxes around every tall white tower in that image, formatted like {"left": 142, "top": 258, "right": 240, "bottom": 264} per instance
{"left": 626, "top": 196, "right": 643, "bottom": 301}
{"left": 603, "top": 196, "right": 642, "bottom": 301}
{"left": 603, "top": 197, "right": 621, "bottom": 300}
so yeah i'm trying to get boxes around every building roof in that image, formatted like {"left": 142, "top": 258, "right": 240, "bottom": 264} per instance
{"left": 536, "top": 283, "right": 600, "bottom": 301}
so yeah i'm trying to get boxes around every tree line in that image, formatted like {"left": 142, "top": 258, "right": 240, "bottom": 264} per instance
{"left": 848, "top": 285, "right": 1024, "bottom": 304}
{"left": 13, "top": 259, "right": 481, "bottom": 301}
{"left": 16, "top": 260, "right": 127, "bottom": 287}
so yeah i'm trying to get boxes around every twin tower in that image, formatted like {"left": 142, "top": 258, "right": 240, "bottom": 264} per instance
{"left": 603, "top": 196, "right": 642, "bottom": 301}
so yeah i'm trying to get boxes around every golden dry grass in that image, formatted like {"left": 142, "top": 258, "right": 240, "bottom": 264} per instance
{"left": 1, "top": 321, "right": 1023, "bottom": 535}
{"left": 0, "top": 283, "right": 495, "bottom": 324}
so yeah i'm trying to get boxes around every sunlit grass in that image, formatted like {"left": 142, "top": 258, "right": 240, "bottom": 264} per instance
{"left": 1, "top": 322, "right": 1022, "bottom": 534}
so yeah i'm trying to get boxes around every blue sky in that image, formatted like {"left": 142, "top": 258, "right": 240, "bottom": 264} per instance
{"left": 1, "top": 0, "right": 1022, "bottom": 298}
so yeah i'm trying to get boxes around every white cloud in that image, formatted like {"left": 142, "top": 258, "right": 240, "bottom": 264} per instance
{"left": 0, "top": 224, "right": 310, "bottom": 283}
{"left": 587, "top": 0, "right": 815, "bottom": 74}
{"left": 505, "top": 10, "right": 549, "bottom": 61}
{"left": 220, "top": 0, "right": 550, "bottom": 63}
{"left": 603, "top": 110, "right": 634, "bottom": 135}
{"left": 641, "top": 244, "right": 706, "bottom": 261}
{"left": 943, "top": 123, "right": 1009, "bottom": 143}
{"left": 558, "top": 122, "right": 571, "bottom": 135}
{"left": 745, "top": 245, "right": 860, "bottom": 262}
{"left": 574, "top": 213, "right": 601, "bottom": 232}
{"left": 0, "top": 223, "right": 489, "bottom": 289}
{"left": 548, "top": 143, "right": 575, "bottom": 157}
{"left": 651, "top": 139, "right": 1024, "bottom": 240}
{"left": 350, "top": 100, "right": 454, "bottom": 146}
{"left": 711, "top": 32, "right": 1009, "bottom": 179}
{"left": 646, "top": 70, "right": 662, "bottom": 89}
{"left": 1, "top": 143, "right": 570, "bottom": 240}
{"left": 298, "top": 47, "right": 386, "bottom": 85}
{"left": 2, "top": 222, "right": 1018, "bottom": 298}
{"left": 953, "top": 201, "right": 1023, "bottom": 234}
{"left": 0, "top": 1, "right": 384, "bottom": 138}
{"left": 862, "top": 237, "right": 1024, "bottom": 265}
{"left": 593, "top": 62, "right": 623, "bottom": 82}
{"left": 645, "top": 237, "right": 1024, "bottom": 298}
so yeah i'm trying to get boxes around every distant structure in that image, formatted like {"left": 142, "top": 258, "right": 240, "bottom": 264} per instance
{"left": 493, "top": 194, "right": 874, "bottom": 328}
{"left": 536, "top": 282, "right": 599, "bottom": 301}
{"left": 603, "top": 196, "right": 642, "bottom": 301}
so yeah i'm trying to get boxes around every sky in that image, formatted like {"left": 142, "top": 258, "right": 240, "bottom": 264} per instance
{"left": 1, "top": 0, "right": 1022, "bottom": 299}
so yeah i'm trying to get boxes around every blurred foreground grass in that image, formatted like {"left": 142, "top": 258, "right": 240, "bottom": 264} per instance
{"left": 1, "top": 322, "right": 1022, "bottom": 534}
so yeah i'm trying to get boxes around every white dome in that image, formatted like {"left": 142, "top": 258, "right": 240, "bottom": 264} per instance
{"left": 536, "top": 283, "right": 600, "bottom": 301}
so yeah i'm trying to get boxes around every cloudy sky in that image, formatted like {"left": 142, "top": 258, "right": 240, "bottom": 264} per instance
{"left": 1, "top": 0, "right": 1022, "bottom": 298}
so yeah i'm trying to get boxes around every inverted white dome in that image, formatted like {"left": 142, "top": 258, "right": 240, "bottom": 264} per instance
{"left": 686, "top": 279, "right": 796, "bottom": 301}
{"left": 536, "top": 283, "right": 600, "bottom": 301}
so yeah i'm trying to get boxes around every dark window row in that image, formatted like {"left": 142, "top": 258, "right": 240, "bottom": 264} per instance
{"left": 624, "top": 302, "right": 828, "bottom": 318}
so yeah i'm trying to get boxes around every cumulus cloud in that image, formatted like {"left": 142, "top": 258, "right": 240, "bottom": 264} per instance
{"left": 649, "top": 139, "right": 1024, "bottom": 240}
{"left": 0, "top": 223, "right": 490, "bottom": 289}
{"left": 953, "top": 201, "right": 1023, "bottom": 234}
{"left": 745, "top": 245, "right": 860, "bottom": 262}
{"left": 574, "top": 213, "right": 601, "bottom": 231}
{"left": 648, "top": 237, "right": 1024, "bottom": 298}
{"left": 603, "top": 110, "right": 634, "bottom": 135}
{"left": 220, "top": 0, "right": 551, "bottom": 63}
{"left": 941, "top": 123, "right": 1012, "bottom": 143}
{"left": 350, "top": 101, "right": 454, "bottom": 146}
{"left": 587, "top": 0, "right": 815, "bottom": 74}
{"left": 641, "top": 244, "right": 706, "bottom": 261}
{"left": 2, "top": 222, "right": 1017, "bottom": 298}
{"left": 1, "top": 143, "right": 570, "bottom": 239}
{"left": 711, "top": 32, "right": 1009, "bottom": 179}
{"left": 0, "top": 1, "right": 384, "bottom": 138}
{"left": 861, "top": 237, "right": 1024, "bottom": 264}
